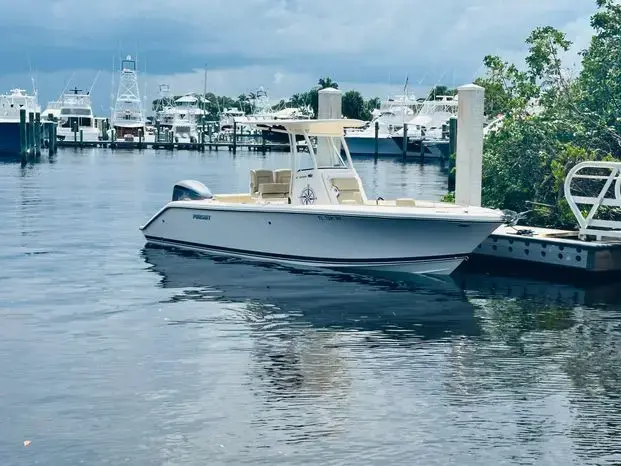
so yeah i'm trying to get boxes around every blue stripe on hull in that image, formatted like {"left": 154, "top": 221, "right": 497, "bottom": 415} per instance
{"left": 144, "top": 235, "right": 469, "bottom": 265}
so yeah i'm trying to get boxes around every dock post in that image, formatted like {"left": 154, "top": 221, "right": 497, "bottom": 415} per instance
{"left": 138, "top": 129, "right": 143, "bottom": 149}
{"left": 28, "top": 112, "right": 35, "bottom": 155}
{"left": 448, "top": 116, "right": 457, "bottom": 156}
{"left": 156, "top": 120, "right": 160, "bottom": 143}
{"left": 34, "top": 112, "right": 41, "bottom": 156}
{"left": 448, "top": 116, "right": 458, "bottom": 191}
{"left": 208, "top": 122, "right": 213, "bottom": 144}
{"left": 402, "top": 123, "right": 408, "bottom": 159}
{"left": 318, "top": 87, "right": 343, "bottom": 156}
{"left": 79, "top": 129, "right": 83, "bottom": 148}
{"left": 455, "top": 84, "right": 485, "bottom": 207}
{"left": 73, "top": 120, "right": 78, "bottom": 144}
{"left": 233, "top": 121, "right": 237, "bottom": 154}
{"left": 201, "top": 118, "right": 205, "bottom": 152}
{"left": 19, "top": 109, "right": 27, "bottom": 157}
{"left": 374, "top": 121, "right": 379, "bottom": 159}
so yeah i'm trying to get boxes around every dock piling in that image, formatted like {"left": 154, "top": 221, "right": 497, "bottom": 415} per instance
{"left": 317, "top": 87, "right": 343, "bottom": 157}
{"left": 28, "top": 112, "right": 35, "bottom": 155}
{"left": 402, "top": 123, "right": 408, "bottom": 159}
{"left": 455, "top": 84, "right": 485, "bottom": 207}
{"left": 374, "top": 121, "right": 379, "bottom": 159}
{"left": 19, "top": 109, "right": 27, "bottom": 157}
{"left": 233, "top": 121, "right": 237, "bottom": 154}
{"left": 34, "top": 112, "right": 41, "bottom": 156}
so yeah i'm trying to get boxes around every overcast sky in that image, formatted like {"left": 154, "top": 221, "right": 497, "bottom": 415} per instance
{"left": 0, "top": 0, "right": 597, "bottom": 114}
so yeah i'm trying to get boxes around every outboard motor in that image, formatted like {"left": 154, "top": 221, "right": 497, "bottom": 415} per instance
{"left": 172, "top": 180, "right": 213, "bottom": 201}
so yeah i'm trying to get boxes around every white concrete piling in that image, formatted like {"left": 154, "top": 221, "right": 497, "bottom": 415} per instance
{"left": 455, "top": 84, "right": 485, "bottom": 207}
{"left": 317, "top": 87, "right": 342, "bottom": 119}
{"left": 317, "top": 88, "right": 343, "bottom": 164}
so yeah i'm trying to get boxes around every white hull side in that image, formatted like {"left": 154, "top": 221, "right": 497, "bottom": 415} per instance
{"left": 57, "top": 127, "right": 100, "bottom": 142}
{"left": 141, "top": 206, "right": 500, "bottom": 275}
{"left": 345, "top": 134, "right": 402, "bottom": 156}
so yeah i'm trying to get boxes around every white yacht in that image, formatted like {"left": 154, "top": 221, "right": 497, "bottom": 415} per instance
{"left": 172, "top": 95, "right": 205, "bottom": 142}
{"left": 393, "top": 95, "right": 459, "bottom": 158}
{"left": 43, "top": 87, "right": 99, "bottom": 142}
{"left": 344, "top": 94, "right": 418, "bottom": 156}
{"left": 111, "top": 56, "right": 146, "bottom": 141}
{"left": 140, "top": 119, "right": 505, "bottom": 275}
{"left": 219, "top": 108, "right": 246, "bottom": 132}
{"left": 0, "top": 88, "right": 41, "bottom": 156}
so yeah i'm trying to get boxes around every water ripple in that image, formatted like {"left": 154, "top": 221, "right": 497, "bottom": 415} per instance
{"left": 1, "top": 149, "right": 621, "bottom": 465}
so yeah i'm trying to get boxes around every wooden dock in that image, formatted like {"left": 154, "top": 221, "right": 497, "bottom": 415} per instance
{"left": 56, "top": 140, "right": 298, "bottom": 152}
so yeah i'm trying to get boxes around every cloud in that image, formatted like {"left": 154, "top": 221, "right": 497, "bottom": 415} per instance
{"left": 0, "top": 0, "right": 598, "bottom": 112}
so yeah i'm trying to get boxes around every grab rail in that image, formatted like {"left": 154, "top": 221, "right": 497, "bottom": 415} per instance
{"left": 564, "top": 161, "right": 621, "bottom": 240}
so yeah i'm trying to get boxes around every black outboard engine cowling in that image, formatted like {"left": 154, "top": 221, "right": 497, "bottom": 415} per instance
{"left": 172, "top": 180, "right": 213, "bottom": 201}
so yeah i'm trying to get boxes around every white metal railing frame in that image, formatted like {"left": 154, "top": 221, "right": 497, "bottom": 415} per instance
{"left": 564, "top": 161, "right": 621, "bottom": 240}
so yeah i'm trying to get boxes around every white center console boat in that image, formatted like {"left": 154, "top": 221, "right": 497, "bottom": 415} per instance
{"left": 140, "top": 119, "right": 505, "bottom": 275}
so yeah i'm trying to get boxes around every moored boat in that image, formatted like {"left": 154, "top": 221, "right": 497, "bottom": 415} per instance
{"left": 0, "top": 88, "right": 41, "bottom": 156}
{"left": 140, "top": 119, "right": 505, "bottom": 275}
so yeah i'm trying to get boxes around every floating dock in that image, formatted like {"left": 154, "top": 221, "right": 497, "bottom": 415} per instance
{"left": 472, "top": 161, "right": 621, "bottom": 274}
{"left": 474, "top": 225, "right": 621, "bottom": 272}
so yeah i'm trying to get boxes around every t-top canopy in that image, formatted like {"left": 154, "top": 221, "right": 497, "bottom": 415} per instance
{"left": 249, "top": 118, "right": 366, "bottom": 137}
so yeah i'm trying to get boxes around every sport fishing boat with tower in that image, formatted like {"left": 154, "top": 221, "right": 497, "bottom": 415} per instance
{"left": 140, "top": 119, "right": 505, "bottom": 275}
{"left": 111, "top": 56, "right": 146, "bottom": 141}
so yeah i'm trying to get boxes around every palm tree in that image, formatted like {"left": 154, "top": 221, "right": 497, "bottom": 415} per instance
{"left": 318, "top": 77, "right": 339, "bottom": 89}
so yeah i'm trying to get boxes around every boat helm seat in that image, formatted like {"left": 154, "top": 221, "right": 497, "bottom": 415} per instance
{"left": 259, "top": 182, "right": 289, "bottom": 199}
{"left": 274, "top": 169, "right": 292, "bottom": 187}
{"left": 396, "top": 198, "right": 416, "bottom": 207}
{"left": 250, "top": 169, "right": 274, "bottom": 195}
{"left": 331, "top": 177, "right": 363, "bottom": 204}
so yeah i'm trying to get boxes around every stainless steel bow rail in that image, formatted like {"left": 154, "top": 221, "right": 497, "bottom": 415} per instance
{"left": 564, "top": 161, "right": 621, "bottom": 241}
{"left": 473, "top": 161, "right": 621, "bottom": 273}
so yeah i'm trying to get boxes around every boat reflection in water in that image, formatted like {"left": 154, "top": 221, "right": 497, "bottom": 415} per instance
{"left": 141, "top": 245, "right": 621, "bottom": 456}
{"left": 141, "top": 244, "right": 480, "bottom": 341}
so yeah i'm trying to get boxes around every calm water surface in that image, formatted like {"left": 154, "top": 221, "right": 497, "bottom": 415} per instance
{"left": 1, "top": 149, "right": 621, "bottom": 465}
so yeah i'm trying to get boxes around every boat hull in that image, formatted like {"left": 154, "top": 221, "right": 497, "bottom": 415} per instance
{"left": 0, "top": 122, "right": 21, "bottom": 156}
{"left": 141, "top": 205, "right": 501, "bottom": 275}
{"left": 345, "top": 134, "right": 402, "bottom": 156}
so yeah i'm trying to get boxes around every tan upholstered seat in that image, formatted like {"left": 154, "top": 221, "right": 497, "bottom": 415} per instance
{"left": 396, "top": 198, "right": 416, "bottom": 207}
{"left": 274, "top": 169, "right": 292, "bottom": 186}
{"left": 340, "top": 199, "right": 358, "bottom": 205}
{"left": 250, "top": 169, "right": 274, "bottom": 195}
{"left": 259, "top": 182, "right": 289, "bottom": 199}
{"left": 331, "top": 177, "right": 363, "bottom": 204}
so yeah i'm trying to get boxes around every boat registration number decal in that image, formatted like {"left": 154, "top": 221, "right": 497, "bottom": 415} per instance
{"left": 317, "top": 215, "right": 342, "bottom": 221}
{"left": 193, "top": 214, "right": 211, "bottom": 221}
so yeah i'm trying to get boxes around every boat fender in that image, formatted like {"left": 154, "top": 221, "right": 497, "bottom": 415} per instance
{"left": 172, "top": 180, "right": 213, "bottom": 201}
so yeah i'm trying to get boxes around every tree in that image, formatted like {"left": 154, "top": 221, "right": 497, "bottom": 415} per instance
{"left": 473, "top": 55, "right": 538, "bottom": 117}
{"left": 342, "top": 90, "right": 369, "bottom": 120}
{"left": 576, "top": 0, "right": 621, "bottom": 157}
{"left": 318, "top": 77, "right": 339, "bottom": 89}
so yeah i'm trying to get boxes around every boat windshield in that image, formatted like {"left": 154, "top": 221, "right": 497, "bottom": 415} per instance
{"left": 315, "top": 136, "right": 347, "bottom": 169}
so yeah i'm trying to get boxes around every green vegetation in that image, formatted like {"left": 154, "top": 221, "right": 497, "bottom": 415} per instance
{"left": 444, "top": 0, "right": 621, "bottom": 229}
